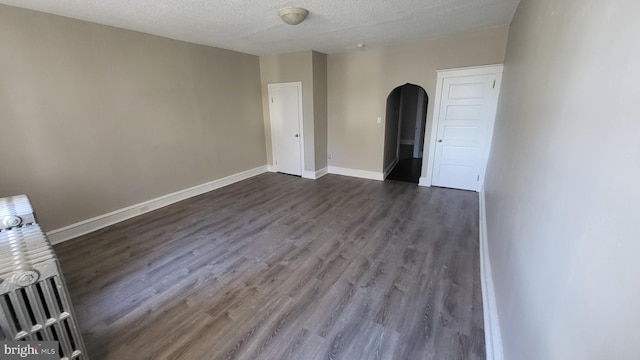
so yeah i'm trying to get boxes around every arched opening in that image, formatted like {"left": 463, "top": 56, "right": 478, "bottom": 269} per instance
{"left": 383, "top": 83, "right": 429, "bottom": 183}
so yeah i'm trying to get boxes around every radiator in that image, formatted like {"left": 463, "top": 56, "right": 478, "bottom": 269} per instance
{"left": 0, "top": 195, "right": 36, "bottom": 229}
{"left": 0, "top": 195, "right": 88, "bottom": 359}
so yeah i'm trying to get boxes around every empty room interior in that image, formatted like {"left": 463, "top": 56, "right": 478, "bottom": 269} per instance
{"left": 0, "top": 0, "right": 638, "bottom": 359}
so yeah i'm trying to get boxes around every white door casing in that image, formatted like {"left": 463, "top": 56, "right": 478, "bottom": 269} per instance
{"left": 268, "top": 82, "right": 304, "bottom": 176}
{"left": 422, "top": 65, "right": 503, "bottom": 191}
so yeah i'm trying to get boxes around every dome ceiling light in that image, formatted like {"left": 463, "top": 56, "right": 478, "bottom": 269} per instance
{"left": 278, "top": 7, "right": 309, "bottom": 25}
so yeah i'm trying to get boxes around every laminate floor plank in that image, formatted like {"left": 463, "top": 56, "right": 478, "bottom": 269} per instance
{"left": 54, "top": 173, "right": 485, "bottom": 360}
{"left": 340, "top": 321, "right": 400, "bottom": 360}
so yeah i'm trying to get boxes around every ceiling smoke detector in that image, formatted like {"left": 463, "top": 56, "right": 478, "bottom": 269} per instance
{"left": 278, "top": 7, "right": 309, "bottom": 25}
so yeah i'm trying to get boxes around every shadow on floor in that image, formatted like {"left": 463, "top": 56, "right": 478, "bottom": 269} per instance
{"left": 386, "top": 144, "right": 423, "bottom": 184}
{"left": 386, "top": 158, "right": 422, "bottom": 183}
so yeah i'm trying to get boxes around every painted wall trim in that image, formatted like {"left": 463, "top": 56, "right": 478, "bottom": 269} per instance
{"left": 267, "top": 165, "right": 277, "bottom": 172}
{"left": 327, "top": 166, "right": 384, "bottom": 181}
{"left": 418, "top": 177, "right": 431, "bottom": 187}
{"left": 479, "top": 189, "right": 504, "bottom": 360}
{"left": 436, "top": 64, "right": 505, "bottom": 77}
{"left": 47, "top": 165, "right": 269, "bottom": 245}
{"left": 315, "top": 167, "right": 328, "bottom": 179}
{"left": 383, "top": 158, "right": 399, "bottom": 179}
{"left": 302, "top": 170, "right": 316, "bottom": 179}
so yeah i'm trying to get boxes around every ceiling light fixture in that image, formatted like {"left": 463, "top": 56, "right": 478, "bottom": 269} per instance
{"left": 278, "top": 7, "right": 309, "bottom": 25}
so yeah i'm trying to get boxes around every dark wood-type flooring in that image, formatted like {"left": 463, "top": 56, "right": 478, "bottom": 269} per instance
{"left": 386, "top": 145, "right": 423, "bottom": 184}
{"left": 386, "top": 158, "right": 423, "bottom": 184}
{"left": 54, "top": 173, "right": 484, "bottom": 360}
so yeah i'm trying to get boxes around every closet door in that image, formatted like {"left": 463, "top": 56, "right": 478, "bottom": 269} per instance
{"left": 424, "top": 65, "right": 503, "bottom": 191}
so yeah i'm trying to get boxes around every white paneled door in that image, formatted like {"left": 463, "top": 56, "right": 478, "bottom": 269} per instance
{"left": 426, "top": 65, "right": 503, "bottom": 191}
{"left": 268, "top": 82, "right": 303, "bottom": 176}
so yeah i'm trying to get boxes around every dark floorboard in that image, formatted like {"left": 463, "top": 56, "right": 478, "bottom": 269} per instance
{"left": 386, "top": 158, "right": 423, "bottom": 183}
{"left": 54, "top": 173, "right": 484, "bottom": 360}
{"left": 386, "top": 144, "right": 423, "bottom": 183}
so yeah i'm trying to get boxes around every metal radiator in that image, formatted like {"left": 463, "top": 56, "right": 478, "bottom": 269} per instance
{"left": 0, "top": 195, "right": 88, "bottom": 359}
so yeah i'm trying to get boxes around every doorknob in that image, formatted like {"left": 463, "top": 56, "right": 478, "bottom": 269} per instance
{"left": 438, "top": 139, "right": 443, "bottom": 143}
{"left": 295, "top": 134, "right": 299, "bottom": 137}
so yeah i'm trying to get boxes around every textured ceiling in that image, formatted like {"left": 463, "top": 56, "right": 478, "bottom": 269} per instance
{"left": 0, "top": 0, "right": 520, "bottom": 55}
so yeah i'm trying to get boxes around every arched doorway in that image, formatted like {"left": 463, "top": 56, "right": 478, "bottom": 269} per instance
{"left": 383, "top": 83, "right": 428, "bottom": 183}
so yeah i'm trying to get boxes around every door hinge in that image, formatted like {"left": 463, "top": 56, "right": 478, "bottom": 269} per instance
{"left": 493, "top": 80, "right": 496, "bottom": 89}
{"left": 275, "top": 160, "right": 278, "bottom": 165}
{"left": 477, "top": 175, "right": 480, "bottom": 181}
{"left": 271, "top": 97, "right": 274, "bottom": 103}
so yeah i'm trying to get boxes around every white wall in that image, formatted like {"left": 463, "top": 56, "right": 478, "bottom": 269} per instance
{"left": 484, "top": 0, "right": 640, "bottom": 359}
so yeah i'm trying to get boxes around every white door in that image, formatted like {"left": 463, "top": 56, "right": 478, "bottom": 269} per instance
{"left": 427, "top": 66, "right": 502, "bottom": 191}
{"left": 268, "top": 82, "right": 303, "bottom": 176}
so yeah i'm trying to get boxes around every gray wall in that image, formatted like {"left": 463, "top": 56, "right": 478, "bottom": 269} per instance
{"left": 258, "top": 50, "right": 328, "bottom": 173}
{"left": 259, "top": 51, "right": 315, "bottom": 171}
{"left": 327, "top": 26, "right": 509, "bottom": 173}
{"left": 383, "top": 88, "right": 402, "bottom": 173}
{"left": 312, "top": 51, "right": 328, "bottom": 170}
{"left": 484, "top": 0, "right": 640, "bottom": 359}
{"left": 0, "top": 4, "right": 266, "bottom": 231}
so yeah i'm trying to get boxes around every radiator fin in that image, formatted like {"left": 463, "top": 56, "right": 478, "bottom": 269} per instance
{"left": 0, "top": 195, "right": 89, "bottom": 359}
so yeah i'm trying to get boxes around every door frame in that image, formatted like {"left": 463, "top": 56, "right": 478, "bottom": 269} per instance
{"left": 420, "top": 64, "right": 503, "bottom": 191}
{"left": 268, "top": 82, "right": 305, "bottom": 176}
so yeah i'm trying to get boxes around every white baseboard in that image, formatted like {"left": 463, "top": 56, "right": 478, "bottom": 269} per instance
{"left": 303, "top": 167, "right": 329, "bottom": 180}
{"left": 400, "top": 139, "right": 415, "bottom": 145}
{"left": 268, "top": 165, "right": 327, "bottom": 180}
{"left": 418, "top": 176, "right": 431, "bottom": 187}
{"left": 315, "top": 167, "right": 328, "bottom": 179}
{"left": 383, "top": 158, "right": 398, "bottom": 179}
{"left": 302, "top": 170, "right": 316, "bottom": 179}
{"left": 479, "top": 189, "right": 504, "bottom": 360}
{"left": 327, "top": 166, "right": 384, "bottom": 181}
{"left": 47, "top": 166, "right": 268, "bottom": 245}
